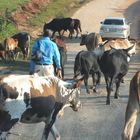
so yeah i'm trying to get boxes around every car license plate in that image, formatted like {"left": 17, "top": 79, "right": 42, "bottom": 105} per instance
{"left": 109, "top": 28, "right": 117, "bottom": 32}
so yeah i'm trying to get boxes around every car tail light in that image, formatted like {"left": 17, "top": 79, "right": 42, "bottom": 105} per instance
{"left": 120, "top": 27, "right": 127, "bottom": 31}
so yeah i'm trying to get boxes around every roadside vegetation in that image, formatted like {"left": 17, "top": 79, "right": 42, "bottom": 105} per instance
{"left": 0, "top": 0, "right": 91, "bottom": 72}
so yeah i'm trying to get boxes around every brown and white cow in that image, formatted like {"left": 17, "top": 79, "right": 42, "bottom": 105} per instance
{"left": 122, "top": 71, "right": 140, "bottom": 140}
{"left": 0, "top": 74, "right": 83, "bottom": 140}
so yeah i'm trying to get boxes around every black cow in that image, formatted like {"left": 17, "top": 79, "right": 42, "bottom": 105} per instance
{"left": 80, "top": 32, "right": 102, "bottom": 51}
{"left": 43, "top": 17, "right": 74, "bottom": 38}
{"left": 98, "top": 46, "right": 134, "bottom": 105}
{"left": 74, "top": 41, "right": 108, "bottom": 94}
{"left": 74, "top": 50, "right": 102, "bottom": 94}
{"left": 73, "top": 19, "right": 82, "bottom": 38}
{"left": 12, "top": 32, "right": 30, "bottom": 59}
{"left": 64, "top": 18, "right": 82, "bottom": 38}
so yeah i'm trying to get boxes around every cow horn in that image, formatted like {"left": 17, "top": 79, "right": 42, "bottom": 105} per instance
{"left": 125, "top": 44, "right": 135, "bottom": 52}
{"left": 102, "top": 40, "right": 109, "bottom": 45}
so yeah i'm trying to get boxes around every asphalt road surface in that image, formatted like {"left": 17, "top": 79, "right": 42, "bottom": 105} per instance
{"left": 5, "top": 0, "right": 140, "bottom": 140}
{"left": 49, "top": 0, "right": 140, "bottom": 140}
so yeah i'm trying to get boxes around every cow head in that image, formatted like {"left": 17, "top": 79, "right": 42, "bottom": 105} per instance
{"left": 64, "top": 77, "right": 83, "bottom": 111}
{"left": 109, "top": 45, "right": 133, "bottom": 62}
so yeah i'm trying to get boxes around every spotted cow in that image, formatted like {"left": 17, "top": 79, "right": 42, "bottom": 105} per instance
{"left": 0, "top": 75, "right": 83, "bottom": 140}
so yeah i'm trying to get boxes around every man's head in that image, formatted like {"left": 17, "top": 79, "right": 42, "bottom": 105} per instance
{"left": 43, "top": 29, "right": 52, "bottom": 37}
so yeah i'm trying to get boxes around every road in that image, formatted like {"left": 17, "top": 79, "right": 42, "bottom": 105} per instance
{"left": 5, "top": 0, "right": 140, "bottom": 140}
{"left": 49, "top": 0, "right": 140, "bottom": 140}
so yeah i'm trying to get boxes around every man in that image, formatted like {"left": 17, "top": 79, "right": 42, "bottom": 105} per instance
{"left": 30, "top": 29, "right": 62, "bottom": 77}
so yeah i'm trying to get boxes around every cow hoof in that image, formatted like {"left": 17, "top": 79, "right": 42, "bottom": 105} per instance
{"left": 114, "top": 96, "right": 119, "bottom": 99}
{"left": 56, "top": 136, "right": 61, "bottom": 140}
{"left": 106, "top": 101, "right": 110, "bottom": 105}
{"left": 87, "top": 91, "right": 91, "bottom": 95}
{"left": 93, "top": 88, "right": 98, "bottom": 93}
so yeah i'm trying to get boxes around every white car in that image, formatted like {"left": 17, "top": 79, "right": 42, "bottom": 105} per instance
{"left": 99, "top": 17, "right": 131, "bottom": 40}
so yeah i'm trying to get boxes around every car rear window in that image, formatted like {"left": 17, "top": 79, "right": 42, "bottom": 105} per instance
{"left": 103, "top": 19, "right": 124, "bottom": 25}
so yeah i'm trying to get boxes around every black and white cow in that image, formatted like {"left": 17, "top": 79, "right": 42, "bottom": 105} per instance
{"left": 98, "top": 46, "right": 134, "bottom": 105}
{"left": 0, "top": 75, "right": 83, "bottom": 140}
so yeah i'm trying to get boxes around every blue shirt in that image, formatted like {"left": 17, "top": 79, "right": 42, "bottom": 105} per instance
{"left": 32, "top": 37, "right": 61, "bottom": 69}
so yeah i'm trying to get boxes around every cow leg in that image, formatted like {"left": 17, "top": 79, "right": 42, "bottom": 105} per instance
{"left": 50, "top": 124, "right": 61, "bottom": 140}
{"left": 93, "top": 71, "right": 101, "bottom": 93}
{"left": 52, "top": 31, "right": 56, "bottom": 38}
{"left": 105, "top": 76, "right": 114, "bottom": 105}
{"left": 122, "top": 107, "right": 138, "bottom": 140}
{"left": 92, "top": 72, "right": 100, "bottom": 93}
{"left": 75, "top": 29, "right": 79, "bottom": 38}
{"left": 84, "top": 75, "right": 90, "bottom": 94}
{"left": 91, "top": 73, "right": 96, "bottom": 92}
{"left": 44, "top": 104, "right": 62, "bottom": 140}
{"left": 114, "top": 77, "right": 122, "bottom": 99}
{"left": 133, "top": 127, "right": 140, "bottom": 140}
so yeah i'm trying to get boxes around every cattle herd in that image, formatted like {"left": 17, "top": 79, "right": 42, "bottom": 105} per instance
{"left": 0, "top": 17, "right": 139, "bottom": 140}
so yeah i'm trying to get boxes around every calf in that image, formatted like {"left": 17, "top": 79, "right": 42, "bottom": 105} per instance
{"left": 0, "top": 74, "right": 83, "bottom": 140}
{"left": 72, "top": 19, "right": 82, "bottom": 38}
{"left": 66, "top": 18, "right": 82, "bottom": 38}
{"left": 122, "top": 71, "right": 140, "bottom": 140}
{"left": 98, "top": 46, "right": 134, "bottom": 105}
{"left": 12, "top": 32, "right": 30, "bottom": 59}
{"left": 80, "top": 32, "right": 102, "bottom": 51}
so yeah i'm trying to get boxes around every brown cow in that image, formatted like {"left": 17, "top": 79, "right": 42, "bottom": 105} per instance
{"left": 53, "top": 36, "right": 67, "bottom": 78}
{"left": 122, "top": 71, "right": 140, "bottom": 140}
{"left": 4, "top": 37, "right": 19, "bottom": 60}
